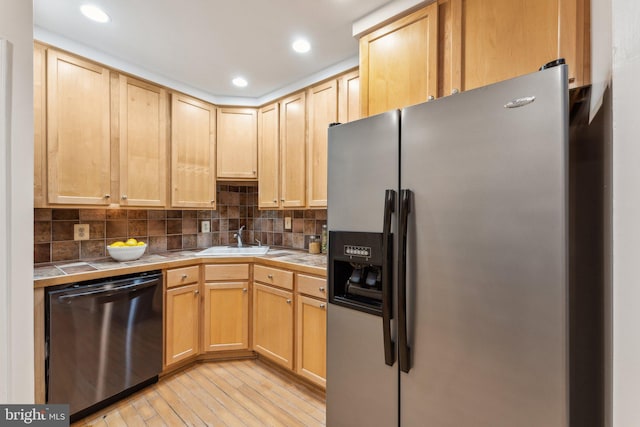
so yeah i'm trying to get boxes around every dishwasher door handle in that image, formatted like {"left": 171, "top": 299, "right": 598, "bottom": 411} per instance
{"left": 57, "top": 278, "right": 160, "bottom": 301}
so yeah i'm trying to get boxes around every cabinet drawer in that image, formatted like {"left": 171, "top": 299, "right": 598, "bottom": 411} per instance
{"left": 205, "top": 264, "right": 249, "bottom": 281}
{"left": 297, "top": 274, "right": 327, "bottom": 300}
{"left": 254, "top": 265, "right": 293, "bottom": 290}
{"left": 166, "top": 266, "right": 200, "bottom": 288}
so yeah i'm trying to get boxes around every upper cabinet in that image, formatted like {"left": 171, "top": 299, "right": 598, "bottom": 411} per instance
{"left": 257, "top": 102, "right": 280, "bottom": 209}
{"left": 307, "top": 79, "right": 338, "bottom": 208}
{"left": 256, "top": 69, "right": 358, "bottom": 210}
{"left": 279, "top": 92, "right": 307, "bottom": 208}
{"left": 216, "top": 107, "right": 258, "bottom": 180}
{"left": 118, "top": 76, "right": 168, "bottom": 207}
{"left": 46, "top": 50, "right": 112, "bottom": 205}
{"left": 338, "top": 69, "right": 360, "bottom": 123}
{"left": 170, "top": 93, "right": 217, "bottom": 209}
{"left": 34, "top": 43, "right": 46, "bottom": 208}
{"left": 359, "top": 0, "right": 590, "bottom": 116}
{"left": 359, "top": 3, "right": 439, "bottom": 117}
{"left": 458, "top": 0, "right": 589, "bottom": 91}
{"left": 36, "top": 46, "right": 171, "bottom": 208}
{"left": 256, "top": 94, "right": 307, "bottom": 210}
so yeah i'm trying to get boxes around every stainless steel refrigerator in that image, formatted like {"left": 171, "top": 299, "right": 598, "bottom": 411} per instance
{"left": 326, "top": 64, "right": 604, "bottom": 427}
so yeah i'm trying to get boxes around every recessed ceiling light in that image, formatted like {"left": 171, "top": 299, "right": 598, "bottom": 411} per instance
{"left": 232, "top": 77, "right": 248, "bottom": 88}
{"left": 292, "top": 38, "right": 311, "bottom": 54}
{"left": 80, "top": 4, "right": 110, "bottom": 23}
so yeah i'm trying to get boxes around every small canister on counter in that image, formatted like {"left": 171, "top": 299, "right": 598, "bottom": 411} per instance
{"left": 309, "top": 236, "right": 321, "bottom": 254}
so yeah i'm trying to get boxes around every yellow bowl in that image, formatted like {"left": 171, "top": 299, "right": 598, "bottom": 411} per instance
{"left": 107, "top": 244, "right": 147, "bottom": 261}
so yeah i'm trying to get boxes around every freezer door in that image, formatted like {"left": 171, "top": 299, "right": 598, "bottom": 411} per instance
{"left": 327, "top": 110, "right": 400, "bottom": 232}
{"left": 326, "top": 111, "right": 399, "bottom": 427}
{"left": 399, "top": 66, "right": 569, "bottom": 426}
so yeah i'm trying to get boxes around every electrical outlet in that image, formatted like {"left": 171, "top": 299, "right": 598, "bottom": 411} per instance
{"left": 74, "top": 224, "right": 90, "bottom": 241}
{"left": 284, "top": 216, "right": 292, "bottom": 230}
{"left": 200, "top": 220, "right": 211, "bottom": 233}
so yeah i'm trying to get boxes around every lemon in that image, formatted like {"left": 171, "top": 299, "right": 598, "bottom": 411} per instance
{"left": 137, "top": 241, "right": 145, "bottom": 246}
{"left": 110, "top": 241, "right": 125, "bottom": 247}
{"left": 125, "top": 238, "right": 138, "bottom": 246}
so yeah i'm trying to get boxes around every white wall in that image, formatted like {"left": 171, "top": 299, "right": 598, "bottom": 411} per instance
{"left": 612, "top": 0, "right": 640, "bottom": 425}
{"left": 0, "top": 0, "right": 34, "bottom": 402}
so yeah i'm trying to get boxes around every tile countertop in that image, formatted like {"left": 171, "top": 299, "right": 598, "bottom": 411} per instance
{"left": 34, "top": 248, "right": 327, "bottom": 288}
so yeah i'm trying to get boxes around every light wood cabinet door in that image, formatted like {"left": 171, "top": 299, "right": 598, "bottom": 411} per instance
{"left": 307, "top": 80, "right": 337, "bottom": 208}
{"left": 279, "top": 92, "right": 306, "bottom": 208}
{"left": 338, "top": 69, "right": 360, "bottom": 123}
{"left": 47, "top": 50, "right": 111, "bottom": 205}
{"left": 217, "top": 107, "right": 258, "bottom": 180}
{"left": 437, "top": 0, "right": 463, "bottom": 98}
{"left": 252, "top": 283, "right": 294, "bottom": 369}
{"left": 359, "top": 2, "right": 439, "bottom": 117}
{"left": 170, "top": 93, "right": 216, "bottom": 208}
{"left": 34, "top": 43, "right": 47, "bottom": 208}
{"left": 258, "top": 102, "right": 280, "bottom": 209}
{"left": 296, "top": 295, "right": 327, "bottom": 388}
{"left": 458, "top": 0, "right": 589, "bottom": 91}
{"left": 119, "top": 76, "right": 168, "bottom": 207}
{"left": 203, "top": 282, "right": 249, "bottom": 352}
{"left": 165, "top": 283, "right": 200, "bottom": 366}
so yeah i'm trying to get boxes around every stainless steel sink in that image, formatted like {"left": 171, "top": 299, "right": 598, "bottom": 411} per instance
{"left": 196, "top": 245, "right": 270, "bottom": 256}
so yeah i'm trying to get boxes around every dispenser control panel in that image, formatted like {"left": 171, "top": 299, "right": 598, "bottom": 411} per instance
{"left": 344, "top": 245, "right": 372, "bottom": 258}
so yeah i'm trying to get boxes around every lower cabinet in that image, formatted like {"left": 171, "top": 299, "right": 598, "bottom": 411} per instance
{"left": 295, "top": 273, "right": 328, "bottom": 387}
{"left": 252, "top": 265, "right": 295, "bottom": 369}
{"left": 162, "top": 262, "right": 326, "bottom": 388}
{"left": 165, "top": 280, "right": 200, "bottom": 366}
{"left": 296, "top": 295, "right": 327, "bottom": 387}
{"left": 203, "top": 264, "right": 250, "bottom": 352}
{"left": 253, "top": 283, "right": 294, "bottom": 369}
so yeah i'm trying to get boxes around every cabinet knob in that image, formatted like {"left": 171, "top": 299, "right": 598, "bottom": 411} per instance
{"left": 253, "top": 170, "right": 256, "bottom": 175}
{"left": 194, "top": 289, "right": 199, "bottom": 295}
{"left": 286, "top": 299, "right": 292, "bottom": 304}
{"left": 428, "top": 95, "right": 435, "bottom": 101}
{"left": 104, "top": 194, "right": 111, "bottom": 199}
{"left": 281, "top": 199, "right": 285, "bottom": 202}
{"left": 210, "top": 200, "right": 215, "bottom": 204}
{"left": 121, "top": 195, "right": 127, "bottom": 200}
{"left": 243, "top": 288, "right": 248, "bottom": 293}
{"left": 181, "top": 274, "right": 188, "bottom": 279}
{"left": 320, "top": 303, "right": 326, "bottom": 309}
{"left": 267, "top": 274, "right": 273, "bottom": 279}
{"left": 273, "top": 199, "right": 277, "bottom": 203}
{"left": 451, "top": 88, "right": 459, "bottom": 95}
{"left": 319, "top": 287, "right": 325, "bottom": 292}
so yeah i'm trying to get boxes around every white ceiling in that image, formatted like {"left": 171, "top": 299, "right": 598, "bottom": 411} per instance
{"left": 34, "top": 0, "right": 393, "bottom": 105}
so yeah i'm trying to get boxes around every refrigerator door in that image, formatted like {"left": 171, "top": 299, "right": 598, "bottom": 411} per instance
{"left": 326, "top": 111, "right": 399, "bottom": 427}
{"left": 399, "top": 66, "right": 569, "bottom": 426}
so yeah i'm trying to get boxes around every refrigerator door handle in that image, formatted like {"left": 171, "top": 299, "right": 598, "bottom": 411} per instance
{"left": 398, "top": 189, "right": 412, "bottom": 373}
{"left": 382, "top": 189, "right": 396, "bottom": 366}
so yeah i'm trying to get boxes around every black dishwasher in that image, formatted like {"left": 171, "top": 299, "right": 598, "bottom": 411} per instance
{"left": 46, "top": 270, "right": 163, "bottom": 421}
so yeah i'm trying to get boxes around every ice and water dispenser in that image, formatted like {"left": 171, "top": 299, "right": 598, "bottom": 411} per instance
{"left": 328, "top": 231, "right": 392, "bottom": 316}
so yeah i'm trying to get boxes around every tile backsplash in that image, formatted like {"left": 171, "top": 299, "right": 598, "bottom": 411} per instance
{"left": 34, "top": 185, "right": 327, "bottom": 264}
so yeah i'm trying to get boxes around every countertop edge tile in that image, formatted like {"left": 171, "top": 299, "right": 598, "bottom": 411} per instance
{"left": 34, "top": 249, "right": 326, "bottom": 288}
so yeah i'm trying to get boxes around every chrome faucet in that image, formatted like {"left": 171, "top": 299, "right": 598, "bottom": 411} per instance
{"left": 234, "top": 225, "right": 246, "bottom": 247}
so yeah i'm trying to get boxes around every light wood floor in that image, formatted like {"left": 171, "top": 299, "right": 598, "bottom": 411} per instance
{"left": 72, "top": 359, "right": 326, "bottom": 427}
